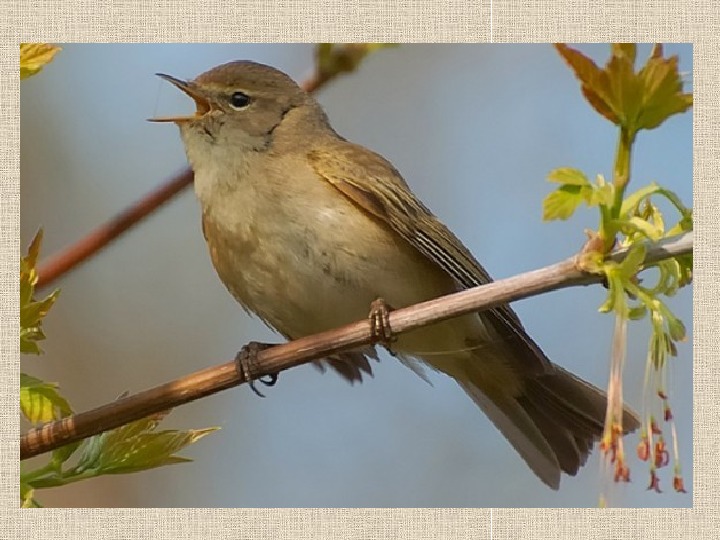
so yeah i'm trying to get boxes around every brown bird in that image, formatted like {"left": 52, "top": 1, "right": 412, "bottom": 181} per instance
{"left": 152, "top": 60, "right": 640, "bottom": 489}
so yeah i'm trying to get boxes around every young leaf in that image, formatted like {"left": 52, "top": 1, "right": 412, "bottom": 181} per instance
{"left": 620, "top": 183, "right": 661, "bottom": 218}
{"left": 316, "top": 43, "right": 397, "bottom": 82}
{"left": 618, "top": 243, "right": 647, "bottom": 279}
{"left": 547, "top": 167, "right": 590, "bottom": 186}
{"left": 20, "top": 481, "right": 41, "bottom": 508}
{"left": 556, "top": 44, "right": 692, "bottom": 135}
{"left": 622, "top": 216, "right": 663, "bottom": 241}
{"left": 582, "top": 177, "right": 614, "bottom": 207}
{"left": 20, "top": 373, "right": 73, "bottom": 424}
{"left": 637, "top": 53, "right": 693, "bottom": 130}
{"left": 605, "top": 50, "right": 645, "bottom": 131}
{"left": 611, "top": 44, "right": 637, "bottom": 65}
{"left": 554, "top": 44, "right": 620, "bottom": 124}
{"left": 67, "top": 414, "right": 218, "bottom": 479}
{"left": 20, "top": 43, "right": 61, "bottom": 80}
{"left": 20, "top": 230, "right": 60, "bottom": 354}
{"left": 51, "top": 440, "right": 82, "bottom": 470}
{"left": 542, "top": 184, "right": 587, "bottom": 220}
{"left": 97, "top": 428, "right": 217, "bottom": 475}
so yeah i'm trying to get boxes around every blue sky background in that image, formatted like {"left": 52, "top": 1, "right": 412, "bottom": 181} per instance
{"left": 21, "top": 44, "right": 692, "bottom": 508}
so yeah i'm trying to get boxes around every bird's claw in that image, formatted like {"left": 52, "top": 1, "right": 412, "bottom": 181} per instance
{"left": 235, "top": 341, "right": 278, "bottom": 398}
{"left": 368, "top": 297, "right": 397, "bottom": 356}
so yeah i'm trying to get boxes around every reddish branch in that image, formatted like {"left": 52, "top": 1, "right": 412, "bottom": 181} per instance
{"left": 20, "top": 232, "right": 693, "bottom": 460}
{"left": 36, "top": 170, "right": 192, "bottom": 288}
{"left": 36, "top": 74, "right": 325, "bottom": 290}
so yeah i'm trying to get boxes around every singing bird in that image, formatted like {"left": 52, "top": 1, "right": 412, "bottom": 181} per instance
{"left": 152, "top": 60, "right": 639, "bottom": 489}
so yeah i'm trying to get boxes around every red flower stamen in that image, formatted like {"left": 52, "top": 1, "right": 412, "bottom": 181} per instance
{"left": 673, "top": 475, "right": 687, "bottom": 493}
{"left": 614, "top": 461, "right": 631, "bottom": 483}
{"left": 654, "top": 439, "right": 669, "bottom": 468}
{"left": 664, "top": 404, "right": 673, "bottom": 421}
{"left": 637, "top": 437, "right": 650, "bottom": 461}
{"left": 647, "top": 470, "right": 662, "bottom": 493}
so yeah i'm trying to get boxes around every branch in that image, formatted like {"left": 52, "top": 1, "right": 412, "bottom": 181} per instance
{"left": 20, "top": 232, "right": 692, "bottom": 460}
{"left": 36, "top": 170, "right": 192, "bottom": 288}
{"left": 36, "top": 72, "right": 328, "bottom": 290}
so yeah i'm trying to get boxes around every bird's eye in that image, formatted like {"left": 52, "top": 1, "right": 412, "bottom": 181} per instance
{"left": 229, "top": 91, "right": 251, "bottom": 110}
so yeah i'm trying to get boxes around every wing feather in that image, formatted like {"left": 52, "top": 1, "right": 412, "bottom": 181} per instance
{"left": 309, "top": 142, "right": 551, "bottom": 375}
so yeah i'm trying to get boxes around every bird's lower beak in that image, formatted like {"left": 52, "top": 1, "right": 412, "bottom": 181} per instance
{"left": 149, "top": 73, "right": 212, "bottom": 123}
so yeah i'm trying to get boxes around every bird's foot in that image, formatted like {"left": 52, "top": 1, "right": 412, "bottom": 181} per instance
{"left": 235, "top": 341, "right": 278, "bottom": 398}
{"left": 368, "top": 297, "right": 397, "bottom": 356}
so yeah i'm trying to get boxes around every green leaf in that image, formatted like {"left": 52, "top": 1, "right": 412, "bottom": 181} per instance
{"left": 315, "top": 43, "right": 397, "bottom": 82}
{"left": 547, "top": 167, "right": 590, "bottom": 186}
{"left": 611, "top": 44, "right": 637, "bottom": 65}
{"left": 555, "top": 43, "right": 645, "bottom": 129}
{"left": 618, "top": 243, "right": 647, "bottom": 278}
{"left": 621, "top": 216, "right": 663, "bottom": 240}
{"left": 543, "top": 184, "right": 586, "bottom": 220}
{"left": 620, "top": 182, "right": 661, "bottom": 218}
{"left": 555, "top": 44, "right": 620, "bottom": 124}
{"left": 97, "top": 429, "right": 216, "bottom": 474}
{"left": 637, "top": 52, "right": 693, "bottom": 130}
{"left": 649, "top": 260, "right": 676, "bottom": 296}
{"left": 556, "top": 44, "right": 692, "bottom": 134}
{"left": 667, "top": 215, "right": 693, "bottom": 237}
{"left": 69, "top": 414, "right": 218, "bottom": 478}
{"left": 20, "top": 481, "right": 41, "bottom": 508}
{"left": 587, "top": 181, "right": 614, "bottom": 207}
{"left": 51, "top": 440, "right": 82, "bottom": 470}
{"left": 604, "top": 50, "right": 645, "bottom": 132}
{"left": 20, "top": 230, "right": 60, "bottom": 355}
{"left": 655, "top": 187, "right": 693, "bottom": 224}
{"left": 20, "top": 43, "right": 61, "bottom": 80}
{"left": 645, "top": 201, "right": 665, "bottom": 236}
{"left": 316, "top": 43, "right": 334, "bottom": 74}
{"left": 73, "top": 431, "right": 108, "bottom": 474}
{"left": 20, "top": 373, "right": 72, "bottom": 424}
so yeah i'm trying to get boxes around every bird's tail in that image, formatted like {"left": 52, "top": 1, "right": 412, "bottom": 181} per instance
{"left": 456, "top": 359, "right": 641, "bottom": 489}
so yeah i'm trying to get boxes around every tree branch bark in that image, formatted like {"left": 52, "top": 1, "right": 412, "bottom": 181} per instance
{"left": 20, "top": 232, "right": 692, "bottom": 460}
{"left": 36, "top": 170, "right": 193, "bottom": 288}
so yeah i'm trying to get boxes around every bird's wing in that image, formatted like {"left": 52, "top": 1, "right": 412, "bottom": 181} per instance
{"left": 309, "top": 141, "right": 552, "bottom": 375}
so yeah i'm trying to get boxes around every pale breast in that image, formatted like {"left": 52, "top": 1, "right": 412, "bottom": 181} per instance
{"left": 196, "top": 151, "right": 492, "bottom": 368}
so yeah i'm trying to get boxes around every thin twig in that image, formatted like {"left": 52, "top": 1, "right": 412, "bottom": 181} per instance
{"left": 20, "top": 232, "right": 692, "bottom": 460}
{"left": 36, "top": 73, "right": 325, "bottom": 290}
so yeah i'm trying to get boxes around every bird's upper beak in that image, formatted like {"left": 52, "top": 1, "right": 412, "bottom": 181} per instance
{"left": 148, "top": 73, "right": 213, "bottom": 123}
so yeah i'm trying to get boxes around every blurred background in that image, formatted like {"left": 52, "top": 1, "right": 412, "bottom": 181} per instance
{"left": 20, "top": 44, "right": 692, "bottom": 508}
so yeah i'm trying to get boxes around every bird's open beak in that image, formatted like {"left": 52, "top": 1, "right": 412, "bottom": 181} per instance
{"left": 148, "top": 73, "right": 212, "bottom": 123}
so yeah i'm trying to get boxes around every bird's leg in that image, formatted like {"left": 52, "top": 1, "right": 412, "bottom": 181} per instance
{"left": 368, "top": 297, "right": 397, "bottom": 356}
{"left": 235, "top": 341, "right": 278, "bottom": 398}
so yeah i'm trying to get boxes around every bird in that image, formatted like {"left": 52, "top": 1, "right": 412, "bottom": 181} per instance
{"left": 151, "top": 60, "right": 640, "bottom": 489}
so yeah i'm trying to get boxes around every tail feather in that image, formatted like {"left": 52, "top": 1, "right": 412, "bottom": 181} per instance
{"left": 523, "top": 379, "right": 604, "bottom": 439}
{"left": 534, "top": 366, "right": 641, "bottom": 432}
{"left": 517, "top": 395, "right": 584, "bottom": 475}
{"left": 458, "top": 380, "right": 563, "bottom": 489}
{"left": 459, "top": 362, "right": 641, "bottom": 489}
